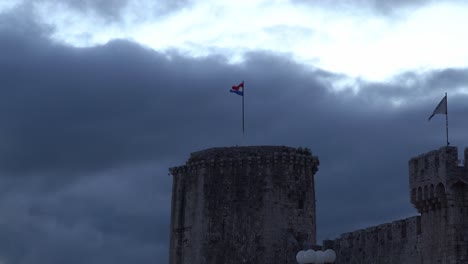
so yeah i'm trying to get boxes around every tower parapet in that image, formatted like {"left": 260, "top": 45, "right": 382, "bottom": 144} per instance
{"left": 170, "top": 146, "right": 318, "bottom": 175}
{"left": 408, "top": 146, "right": 468, "bottom": 263}
{"left": 408, "top": 146, "right": 466, "bottom": 212}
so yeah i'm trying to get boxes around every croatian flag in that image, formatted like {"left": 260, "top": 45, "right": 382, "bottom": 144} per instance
{"left": 230, "top": 81, "right": 244, "bottom": 96}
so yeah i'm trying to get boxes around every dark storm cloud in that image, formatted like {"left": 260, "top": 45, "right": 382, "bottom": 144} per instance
{"left": 28, "top": 0, "right": 464, "bottom": 20}
{"left": 0, "top": 164, "right": 168, "bottom": 264}
{"left": 2, "top": 13, "right": 468, "bottom": 264}
{"left": 29, "top": 0, "right": 192, "bottom": 22}
{"left": 0, "top": 22, "right": 333, "bottom": 177}
{"left": 0, "top": 30, "right": 232, "bottom": 175}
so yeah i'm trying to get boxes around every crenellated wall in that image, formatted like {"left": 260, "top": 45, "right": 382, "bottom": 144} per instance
{"left": 168, "top": 145, "right": 468, "bottom": 263}
{"left": 168, "top": 146, "right": 319, "bottom": 264}
{"left": 326, "top": 146, "right": 468, "bottom": 264}
{"left": 323, "top": 216, "right": 422, "bottom": 264}
{"left": 409, "top": 146, "right": 468, "bottom": 263}
{"left": 408, "top": 146, "right": 462, "bottom": 213}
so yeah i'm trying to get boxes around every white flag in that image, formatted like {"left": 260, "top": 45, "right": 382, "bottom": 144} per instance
{"left": 428, "top": 95, "right": 447, "bottom": 121}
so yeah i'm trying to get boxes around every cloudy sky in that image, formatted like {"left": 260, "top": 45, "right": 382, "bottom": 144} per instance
{"left": 1, "top": 0, "right": 468, "bottom": 263}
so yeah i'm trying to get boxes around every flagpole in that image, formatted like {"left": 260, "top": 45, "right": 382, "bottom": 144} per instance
{"left": 446, "top": 92, "right": 449, "bottom": 146}
{"left": 242, "top": 80, "right": 245, "bottom": 145}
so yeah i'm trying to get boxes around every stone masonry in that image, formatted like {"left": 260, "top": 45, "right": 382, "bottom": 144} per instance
{"left": 323, "top": 216, "right": 422, "bottom": 263}
{"left": 325, "top": 146, "right": 468, "bottom": 264}
{"left": 168, "top": 146, "right": 468, "bottom": 263}
{"left": 168, "top": 146, "right": 320, "bottom": 264}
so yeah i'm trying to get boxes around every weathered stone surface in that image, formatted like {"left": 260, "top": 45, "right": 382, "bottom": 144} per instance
{"left": 169, "top": 145, "right": 468, "bottom": 264}
{"left": 168, "top": 146, "right": 319, "bottom": 264}
{"left": 326, "top": 146, "right": 468, "bottom": 264}
{"left": 409, "top": 146, "right": 468, "bottom": 263}
{"left": 323, "top": 216, "right": 422, "bottom": 264}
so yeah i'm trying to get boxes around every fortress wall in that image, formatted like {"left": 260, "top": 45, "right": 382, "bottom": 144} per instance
{"left": 408, "top": 146, "right": 463, "bottom": 208}
{"left": 323, "top": 216, "right": 422, "bottom": 264}
{"left": 168, "top": 162, "right": 207, "bottom": 264}
{"left": 408, "top": 146, "right": 468, "bottom": 263}
{"left": 168, "top": 145, "right": 468, "bottom": 264}
{"left": 325, "top": 146, "right": 468, "bottom": 264}
{"left": 169, "top": 146, "right": 320, "bottom": 264}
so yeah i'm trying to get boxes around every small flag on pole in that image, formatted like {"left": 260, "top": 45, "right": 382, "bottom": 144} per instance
{"left": 428, "top": 95, "right": 447, "bottom": 120}
{"left": 230, "top": 82, "right": 244, "bottom": 96}
{"left": 229, "top": 81, "right": 245, "bottom": 143}
{"left": 428, "top": 93, "right": 449, "bottom": 146}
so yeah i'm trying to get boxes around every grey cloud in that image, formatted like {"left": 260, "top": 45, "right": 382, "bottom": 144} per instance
{"left": 2, "top": 14, "right": 468, "bottom": 264}
{"left": 0, "top": 165, "right": 168, "bottom": 264}
{"left": 344, "top": 69, "right": 468, "bottom": 109}
{"left": 292, "top": 0, "right": 462, "bottom": 15}
{"left": 0, "top": 24, "right": 333, "bottom": 177}
{"left": 27, "top": 0, "right": 192, "bottom": 22}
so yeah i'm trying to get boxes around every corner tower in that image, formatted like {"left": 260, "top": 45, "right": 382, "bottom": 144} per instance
{"left": 168, "top": 146, "right": 319, "bottom": 264}
{"left": 409, "top": 146, "right": 468, "bottom": 263}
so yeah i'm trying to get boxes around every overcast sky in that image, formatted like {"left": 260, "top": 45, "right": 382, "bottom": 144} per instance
{"left": 1, "top": 0, "right": 468, "bottom": 263}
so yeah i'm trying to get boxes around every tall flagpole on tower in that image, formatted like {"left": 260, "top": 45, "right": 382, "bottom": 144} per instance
{"left": 445, "top": 92, "right": 449, "bottom": 146}
{"left": 229, "top": 81, "right": 246, "bottom": 145}
{"left": 242, "top": 80, "right": 245, "bottom": 143}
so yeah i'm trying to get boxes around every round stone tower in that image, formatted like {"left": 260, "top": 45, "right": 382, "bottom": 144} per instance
{"left": 168, "top": 146, "right": 319, "bottom": 264}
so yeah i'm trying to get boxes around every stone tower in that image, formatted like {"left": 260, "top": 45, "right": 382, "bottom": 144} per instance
{"left": 409, "top": 146, "right": 468, "bottom": 263}
{"left": 168, "top": 146, "right": 319, "bottom": 264}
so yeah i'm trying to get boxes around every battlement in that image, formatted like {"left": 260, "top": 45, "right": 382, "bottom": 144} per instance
{"left": 408, "top": 146, "right": 468, "bottom": 212}
{"left": 169, "top": 146, "right": 319, "bottom": 175}
{"left": 323, "top": 216, "right": 422, "bottom": 263}
{"left": 409, "top": 146, "right": 459, "bottom": 185}
{"left": 335, "top": 216, "right": 421, "bottom": 246}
